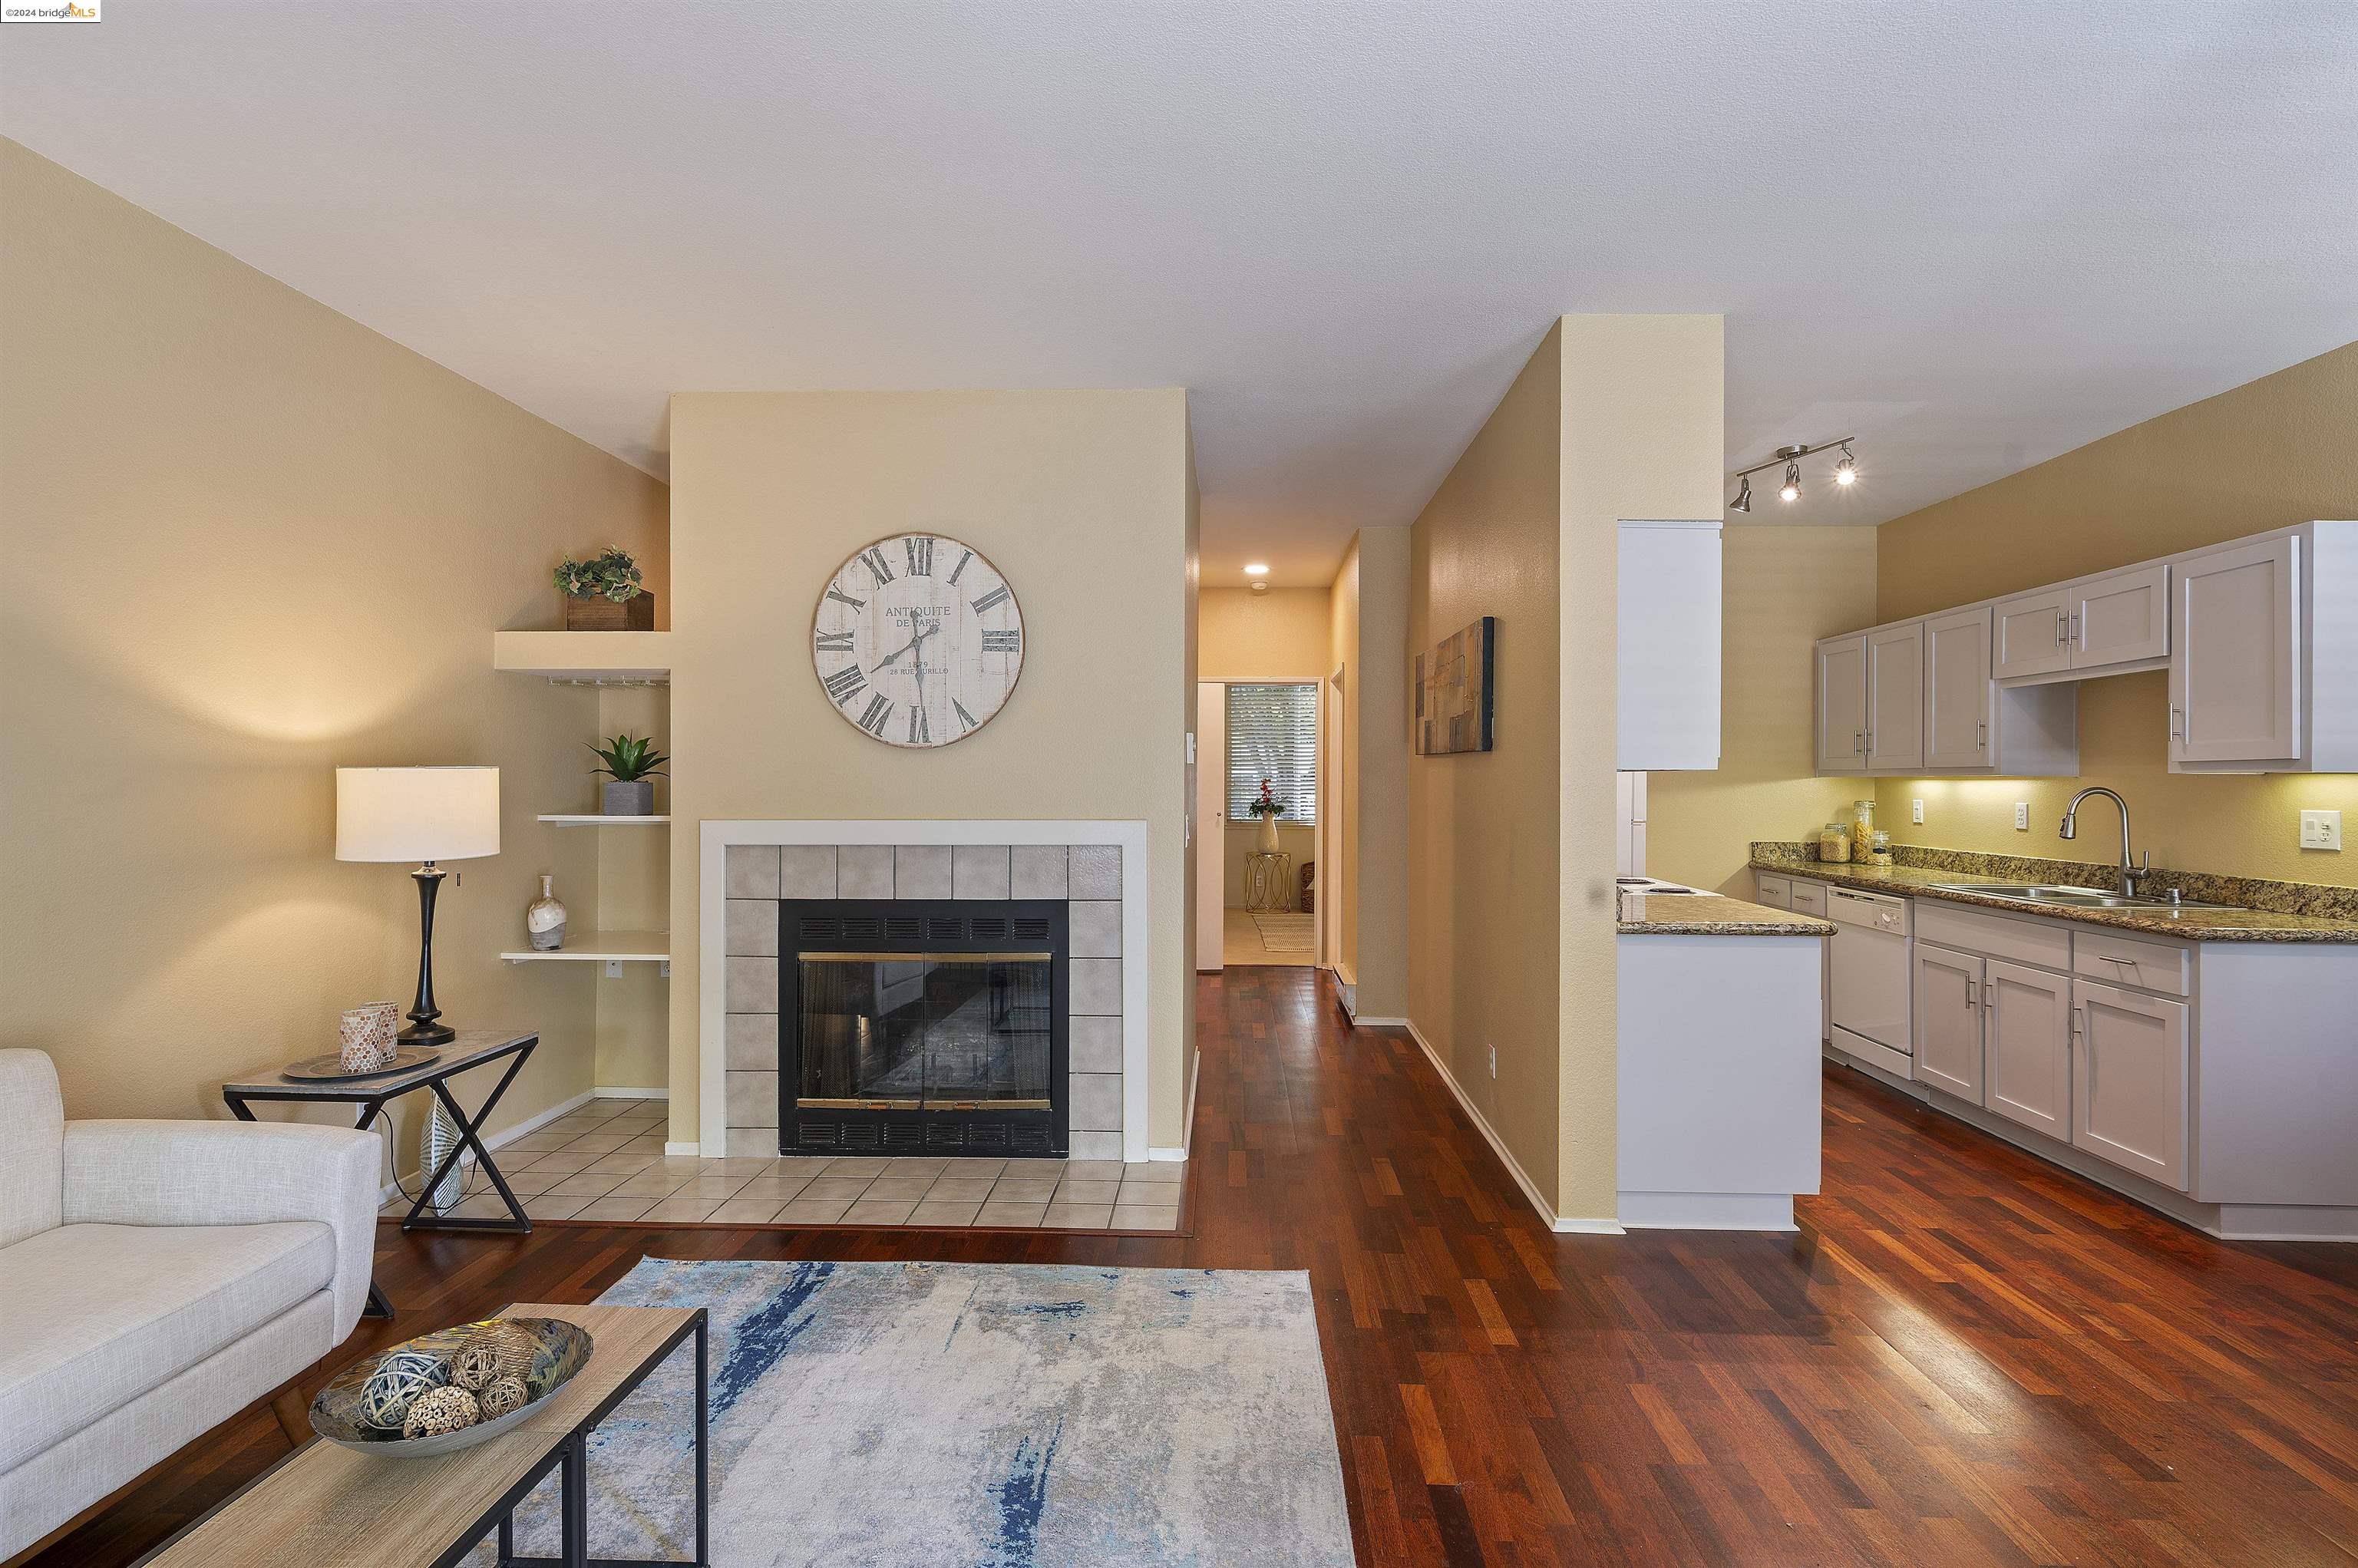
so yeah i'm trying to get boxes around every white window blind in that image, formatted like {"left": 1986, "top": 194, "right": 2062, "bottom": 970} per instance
{"left": 1226, "top": 683, "right": 1317, "bottom": 823}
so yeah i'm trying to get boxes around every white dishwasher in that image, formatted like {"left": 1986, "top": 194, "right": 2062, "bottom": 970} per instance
{"left": 1825, "top": 886, "right": 1914, "bottom": 1079}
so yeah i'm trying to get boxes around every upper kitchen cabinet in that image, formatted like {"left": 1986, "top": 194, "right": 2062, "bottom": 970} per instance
{"left": 2171, "top": 522, "right": 2358, "bottom": 773}
{"left": 1617, "top": 521, "right": 1722, "bottom": 770}
{"left": 1923, "top": 605, "right": 2079, "bottom": 775}
{"left": 1814, "top": 632, "right": 1868, "bottom": 773}
{"left": 1864, "top": 622, "right": 1925, "bottom": 771}
{"left": 1994, "top": 563, "right": 2169, "bottom": 684}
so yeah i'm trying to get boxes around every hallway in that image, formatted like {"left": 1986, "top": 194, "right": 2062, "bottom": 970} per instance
{"left": 51, "top": 968, "right": 2358, "bottom": 1568}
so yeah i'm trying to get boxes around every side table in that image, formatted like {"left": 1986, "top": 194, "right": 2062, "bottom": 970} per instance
{"left": 222, "top": 1029, "right": 540, "bottom": 1319}
{"left": 1244, "top": 850, "right": 1295, "bottom": 913}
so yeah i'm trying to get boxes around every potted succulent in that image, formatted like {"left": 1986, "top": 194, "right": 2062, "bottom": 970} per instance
{"left": 590, "top": 734, "right": 667, "bottom": 816}
{"left": 1246, "top": 777, "right": 1284, "bottom": 853}
{"left": 555, "top": 546, "right": 655, "bottom": 631}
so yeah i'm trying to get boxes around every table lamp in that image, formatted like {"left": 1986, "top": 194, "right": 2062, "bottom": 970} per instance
{"left": 336, "top": 767, "right": 500, "bottom": 1045}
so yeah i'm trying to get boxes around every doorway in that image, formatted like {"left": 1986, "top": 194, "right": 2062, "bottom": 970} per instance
{"left": 1197, "top": 679, "right": 1320, "bottom": 967}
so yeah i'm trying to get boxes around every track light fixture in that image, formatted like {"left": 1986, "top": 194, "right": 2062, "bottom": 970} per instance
{"left": 1728, "top": 437, "right": 1861, "bottom": 513}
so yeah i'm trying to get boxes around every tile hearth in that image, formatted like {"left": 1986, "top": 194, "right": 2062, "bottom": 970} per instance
{"left": 388, "top": 1101, "right": 1183, "bottom": 1231}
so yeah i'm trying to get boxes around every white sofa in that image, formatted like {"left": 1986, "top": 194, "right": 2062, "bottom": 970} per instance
{"left": 0, "top": 1048, "right": 379, "bottom": 1559}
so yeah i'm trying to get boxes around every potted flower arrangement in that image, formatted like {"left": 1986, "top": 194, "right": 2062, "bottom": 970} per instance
{"left": 590, "top": 734, "right": 667, "bottom": 816}
{"left": 1246, "top": 777, "right": 1284, "bottom": 853}
{"left": 555, "top": 546, "right": 655, "bottom": 631}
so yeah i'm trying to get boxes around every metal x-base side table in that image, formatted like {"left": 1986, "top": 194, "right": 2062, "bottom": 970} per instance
{"left": 221, "top": 1029, "right": 540, "bottom": 1319}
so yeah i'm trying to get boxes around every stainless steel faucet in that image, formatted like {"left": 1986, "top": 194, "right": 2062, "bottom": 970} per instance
{"left": 2059, "top": 787, "right": 2150, "bottom": 897}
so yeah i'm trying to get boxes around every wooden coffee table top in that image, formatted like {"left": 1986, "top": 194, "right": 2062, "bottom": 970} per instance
{"left": 140, "top": 1304, "right": 697, "bottom": 1568}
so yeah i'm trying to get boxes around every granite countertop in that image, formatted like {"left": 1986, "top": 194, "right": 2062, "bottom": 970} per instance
{"left": 1618, "top": 891, "right": 1835, "bottom": 937}
{"left": 1749, "top": 849, "right": 2358, "bottom": 943}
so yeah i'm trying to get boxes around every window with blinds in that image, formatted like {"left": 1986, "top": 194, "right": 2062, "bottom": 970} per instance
{"left": 1226, "top": 683, "right": 1317, "bottom": 823}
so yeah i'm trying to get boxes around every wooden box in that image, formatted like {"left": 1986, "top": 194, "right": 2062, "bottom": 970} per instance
{"left": 563, "top": 591, "right": 656, "bottom": 632}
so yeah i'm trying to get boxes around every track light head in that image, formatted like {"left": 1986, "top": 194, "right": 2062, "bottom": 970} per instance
{"left": 1779, "top": 460, "right": 1802, "bottom": 503}
{"left": 1730, "top": 475, "right": 1752, "bottom": 513}
{"left": 1834, "top": 444, "right": 1857, "bottom": 486}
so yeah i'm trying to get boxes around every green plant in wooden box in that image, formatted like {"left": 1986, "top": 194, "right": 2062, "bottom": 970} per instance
{"left": 555, "top": 546, "right": 654, "bottom": 630}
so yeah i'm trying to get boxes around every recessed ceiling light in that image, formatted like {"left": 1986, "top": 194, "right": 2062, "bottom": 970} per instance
{"left": 1243, "top": 563, "right": 1270, "bottom": 576}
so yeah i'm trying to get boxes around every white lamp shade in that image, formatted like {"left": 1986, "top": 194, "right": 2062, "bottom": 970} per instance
{"left": 335, "top": 767, "right": 501, "bottom": 863}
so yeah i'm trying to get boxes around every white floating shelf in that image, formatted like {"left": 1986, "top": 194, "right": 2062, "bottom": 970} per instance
{"left": 493, "top": 630, "right": 671, "bottom": 685}
{"left": 500, "top": 930, "right": 671, "bottom": 978}
{"left": 537, "top": 814, "right": 672, "bottom": 826}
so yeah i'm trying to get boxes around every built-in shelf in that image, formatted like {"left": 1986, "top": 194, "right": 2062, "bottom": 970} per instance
{"left": 537, "top": 814, "right": 672, "bottom": 827}
{"left": 493, "top": 630, "right": 671, "bottom": 685}
{"left": 500, "top": 929, "right": 671, "bottom": 977}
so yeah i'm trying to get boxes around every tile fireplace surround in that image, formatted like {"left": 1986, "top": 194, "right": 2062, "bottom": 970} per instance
{"left": 699, "top": 821, "right": 1153, "bottom": 1163}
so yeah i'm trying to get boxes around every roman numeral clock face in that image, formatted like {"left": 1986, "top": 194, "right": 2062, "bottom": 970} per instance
{"left": 811, "top": 534, "right": 1025, "bottom": 748}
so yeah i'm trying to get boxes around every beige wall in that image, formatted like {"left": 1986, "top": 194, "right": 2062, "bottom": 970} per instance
{"left": 1646, "top": 527, "right": 1878, "bottom": 894}
{"left": 1326, "top": 528, "right": 1411, "bottom": 1013}
{"left": 1409, "top": 325, "right": 1566, "bottom": 1206}
{"left": 1198, "top": 587, "right": 1330, "bottom": 679}
{"left": 1555, "top": 315, "right": 1723, "bottom": 1219}
{"left": 0, "top": 140, "right": 669, "bottom": 1164}
{"left": 1874, "top": 342, "right": 2358, "bottom": 884}
{"left": 663, "top": 390, "right": 1195, "bottom": 1146}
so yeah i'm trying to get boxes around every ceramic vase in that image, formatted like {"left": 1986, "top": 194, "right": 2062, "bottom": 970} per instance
{"left": 526, "top": 874, "right": 567, "bottom": 952}
{"left": 1256, "top": 814, "right": 1281, "bottom": 853}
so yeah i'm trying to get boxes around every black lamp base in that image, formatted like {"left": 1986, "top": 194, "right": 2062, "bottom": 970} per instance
{"left": 398, "top": 1020, "right": 457, "bottom": 1046}
{"left": 405, "top": 863, "right": 457, "bottom": 1047}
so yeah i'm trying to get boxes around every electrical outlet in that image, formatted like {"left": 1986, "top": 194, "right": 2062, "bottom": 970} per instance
{"left": 2015, "top": 802, "right": 2029, "bottom": 830}
{"left": 1487, "top": 1044, "right": 1497, "bottom": 1080}
{"left": 1912, "top": 797, "right": 1924, "bottom": 825}
{"left": 2300, "top": 809, "right": 2343, "bottom": 850}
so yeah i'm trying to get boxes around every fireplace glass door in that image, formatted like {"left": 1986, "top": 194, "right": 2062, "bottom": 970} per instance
{"left": 797, "top": 952, "right": 1054, "bottom": 1111}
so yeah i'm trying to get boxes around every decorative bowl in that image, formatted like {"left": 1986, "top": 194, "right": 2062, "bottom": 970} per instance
{"left": 309, "top": 1316, "right": 593, "bottom": 1458}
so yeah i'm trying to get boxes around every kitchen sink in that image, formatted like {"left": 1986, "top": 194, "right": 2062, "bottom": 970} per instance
{"left": 1924, "top": 882, "right": 2239, "bottom": 912}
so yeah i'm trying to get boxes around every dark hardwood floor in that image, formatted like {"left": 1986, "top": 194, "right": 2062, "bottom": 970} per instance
{"left": 35, "top": 966, "right": 2358, "bottom": 1566}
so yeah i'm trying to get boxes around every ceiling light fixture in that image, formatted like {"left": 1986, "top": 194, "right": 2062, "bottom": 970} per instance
{"left": 1243, "top": 563, "right": 1270, "bottom": 576}
{"left": 1728, "top": 437, "right": 1861, "bottom": 513}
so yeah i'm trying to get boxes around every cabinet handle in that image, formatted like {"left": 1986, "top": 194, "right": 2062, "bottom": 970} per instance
{"left": 1977, "top": 718, "right": 1987, "bottom": 751}
{"left": 2068, "top": 612, "right": 2081, "bottom": 644}
{"left": 1964, "top": 978, "right": 1977, "bottom": 1008}
{"left": 2055, "top": 612, "right": 2066, "bottom": 648}
{"left": 1854, "top": 729, "right": 1864, "bottom": 755}
{"left": 2169, "top": 705, "right": 2183, "bottom": 740}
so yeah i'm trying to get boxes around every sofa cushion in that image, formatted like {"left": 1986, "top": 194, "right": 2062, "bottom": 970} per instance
{"left": 0, "top": 1220, "right": 335, "bottom": 1472}
{"left": 0, "top": 1051, "right": 64, "bottom": 1249}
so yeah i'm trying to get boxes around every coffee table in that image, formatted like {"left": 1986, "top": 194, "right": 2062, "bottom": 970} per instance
{"left": 134, "top": 1304, "right": 708, "bottom": 1568}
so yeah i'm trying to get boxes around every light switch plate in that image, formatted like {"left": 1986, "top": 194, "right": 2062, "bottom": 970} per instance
{"left": 2300, "top": 809, "right": 2343, "bottom": 850}
{"left": 1912, "top": 797, "right": 1924, "bottom": 824}
{"left": 2015, "top": 802, "right": 2029, "bottom": 830}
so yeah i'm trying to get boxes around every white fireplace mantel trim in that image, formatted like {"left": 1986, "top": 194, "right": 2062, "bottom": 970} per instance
{"left": 697, "top": 819, "right": 1153, "bottom": 1160}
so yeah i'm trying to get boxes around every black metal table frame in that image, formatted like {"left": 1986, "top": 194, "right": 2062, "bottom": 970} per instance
{"left": 222, "top": 1035, "right": 539, "bottom": 1319}
{"left": 491, "top": 1308, "right": 711, "bottom": 1568}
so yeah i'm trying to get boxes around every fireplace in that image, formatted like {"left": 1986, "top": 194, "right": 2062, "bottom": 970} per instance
{"left": 778, "top": 899, "right": 1068, "bottom": 1157}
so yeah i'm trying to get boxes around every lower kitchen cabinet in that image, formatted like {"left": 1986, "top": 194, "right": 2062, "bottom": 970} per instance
{"left": 1911, "top": 942, "right": 1982, "bottom": 1100}
{"left": 2072, "top": 979, "right": 2189, "bottom": 1191}
{"left": 1985, "top": 959, "right": 2072, "bottom": 1143}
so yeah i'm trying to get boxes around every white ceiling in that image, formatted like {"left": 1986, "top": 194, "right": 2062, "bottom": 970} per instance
{"left": 6, "top": 4, "right": 2354, "bottom": 586}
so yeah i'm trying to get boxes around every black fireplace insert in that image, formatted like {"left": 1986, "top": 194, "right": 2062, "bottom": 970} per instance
{"left": 778, "top": 899, "right": 1068, "bottom": 1157}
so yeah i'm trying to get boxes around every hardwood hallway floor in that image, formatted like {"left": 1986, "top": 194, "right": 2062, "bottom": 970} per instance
{"left": 38, "top": 967, "right": 2358, "bottom": 1567}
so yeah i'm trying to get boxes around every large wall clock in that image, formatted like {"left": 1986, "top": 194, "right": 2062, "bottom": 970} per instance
{"left": 811, "top": 533, "right": 1025, "bottom": 747}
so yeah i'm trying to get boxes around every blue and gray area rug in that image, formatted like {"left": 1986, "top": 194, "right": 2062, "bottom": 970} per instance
{"left": 474, "top": 1258, "right": 1352, "bottom": 1567}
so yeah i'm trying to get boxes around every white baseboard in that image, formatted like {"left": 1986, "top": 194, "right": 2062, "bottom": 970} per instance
{"left": 1401, "top": 1018, "right": 1623, "bottom": 1236}
{"left": 1619, "top": 1191, "right": 1796, "bottom": 1231}
{"left": 1148, "top": 1047, "right": 1202, "bottom": 1163}
{"left": 593, "top": 1086, "right": 669, "bottom": 1099}
{"left": 664, "top": 1141, "right": 702, "bottom": 1157}
{"left": 1351, "top": 1015, "right": 1409, "bottom": 1027}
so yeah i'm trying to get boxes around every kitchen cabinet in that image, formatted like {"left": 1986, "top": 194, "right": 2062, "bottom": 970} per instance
{"left": 1864, "top": 622, "right": 1925, "bottom": 770}
{"left": 1617, "top": 521, "right": 1721, "bottom": 770}
{"left": 2069, "top": 563, "right": 2171, "bottom": 669}
{"left": 2072, "top": 979, "right": 2188, "bottom": 1190}
{"left": 1984, "top": 959, "right": 2072, "bottom": 1141}
{"left": 1752, "top": 873, "right": 1792, "bottom": 909}
{"left": 1911, "top": 943, "right": 1983, "bottom": 1100}
{"left": 2171, "top": 532, "right": 2300, "bottom": 767}
{"left": 1813, "top": 634, "right": 1868, "bottom": 773}
{"left": 1922, "top": 605, "right": 2079, "bottom": 775}
{"left": 1992, "top": 586, "right": 2075, "bottom": 681}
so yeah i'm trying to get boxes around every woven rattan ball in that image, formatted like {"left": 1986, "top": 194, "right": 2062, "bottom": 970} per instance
{"left": 477, "top": 1375, "right": 528, "bottom": 1420}
{"left": 358, "top": 1350, "right": 451, "bottom": 1431}
{"left": 477, "top": 1322, "right": 540, "bottom": 1381}
{"left": 401, "top": 1385, "right": 481, "bottom": 1440}
{"left": 451, "top": 1342, "right": 502, "bottom": 1392}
